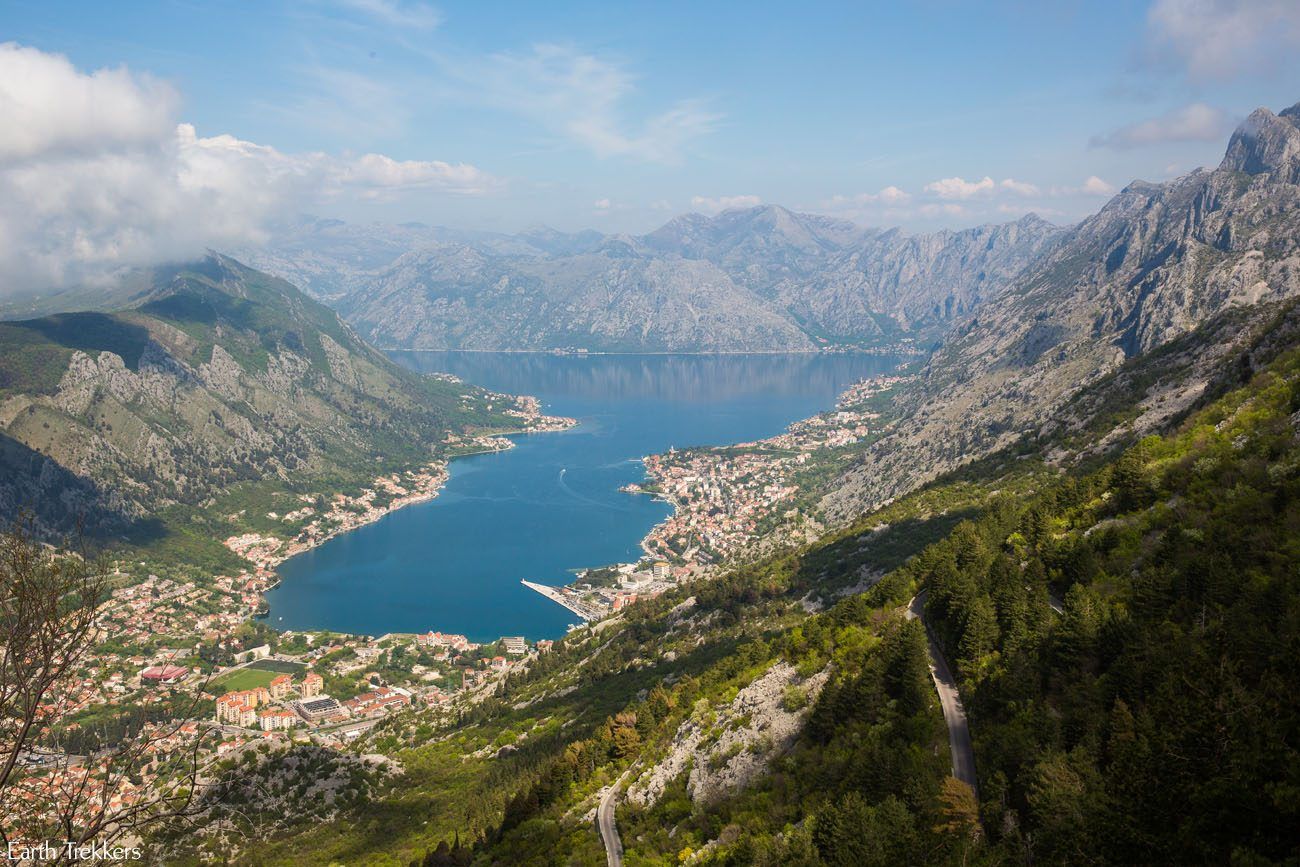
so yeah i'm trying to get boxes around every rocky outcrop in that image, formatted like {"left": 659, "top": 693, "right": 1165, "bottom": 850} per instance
{"left": 0, "top": 255, "right": 514, "bottom": 533}
{"left": 627, "top": 662, "right": 829, "bottom": 808}
{"left": 773, "top": 213, "right": 1062, "bottom": 339}
{"left": 821, "top": 100, "right": 1300, "bottom": 523}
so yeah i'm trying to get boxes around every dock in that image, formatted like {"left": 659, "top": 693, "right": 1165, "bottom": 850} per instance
{"left": 521, "top": 579, "right": 602, "bottom": 621}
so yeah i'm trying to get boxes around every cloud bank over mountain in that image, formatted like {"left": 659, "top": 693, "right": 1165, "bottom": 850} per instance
{"left": 0, "top": 42, "right": 495, "bottom": 293}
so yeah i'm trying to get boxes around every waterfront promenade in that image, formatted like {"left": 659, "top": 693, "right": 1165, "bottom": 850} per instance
{"left": 521, "top": 580, "right": 603, "bottom": 620}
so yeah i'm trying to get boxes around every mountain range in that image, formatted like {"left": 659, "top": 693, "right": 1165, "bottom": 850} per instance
{"left": 820, "top": 100, "right": 1300, "bottom": 522}
{"left": 238, "top": 207, "right": 1064, "bottom": 352}
{"left": 5, "top": 97, "right": 1300, "bottom": 867}
{"left": 145, "top": 102, "right": 1300, "bottom": 866}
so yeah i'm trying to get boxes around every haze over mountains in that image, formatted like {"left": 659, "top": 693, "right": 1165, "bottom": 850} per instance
{"left": 9, "top": 99, "right": 1300, "bottom": 539}
{"left": 240, "top": 206, "right": 1065, "bottom": 352}
{"left": 6, "top": 101, "right": 1300, "bottom": 538}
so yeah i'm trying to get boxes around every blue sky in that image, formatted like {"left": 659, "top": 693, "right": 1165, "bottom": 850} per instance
{"left": 2, "top": 0, "right": 1299, "bottom": 273}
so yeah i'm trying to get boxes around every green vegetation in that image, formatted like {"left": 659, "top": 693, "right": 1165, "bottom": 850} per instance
{"left": 908, "top": 345, "right": 1300, "bottom": 864}
{"left": 210, "top": 667, "right": 279, "bottom": 693}
{"left": 160, "top": 332, "right": 1300, "bottom": 866}
{"left": 247, "top": 658, "right": 306, "bottom": 674}
{"left": 0, "top": 254, "right": 541, "bottom": 563}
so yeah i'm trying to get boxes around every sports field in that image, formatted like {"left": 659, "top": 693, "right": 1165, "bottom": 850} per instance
{"left": 211, "top": 667, "right": 278, "bottom": 693}
{"left": 248, "top": 658, "right": 306, "bottom": 674}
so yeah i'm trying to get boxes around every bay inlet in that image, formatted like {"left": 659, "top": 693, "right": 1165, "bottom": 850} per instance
{"left": 265, "top": 352, "right": 903, "bottom": 642}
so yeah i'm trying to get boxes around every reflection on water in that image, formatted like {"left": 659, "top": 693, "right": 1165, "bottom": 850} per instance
{"left": 266, "top": 352, "right": 903, "bottom": 642}
{"left": 390, "top": 351, "right": 891, "bottom": 404}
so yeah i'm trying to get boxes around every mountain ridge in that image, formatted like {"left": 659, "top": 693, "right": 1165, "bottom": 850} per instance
{"left": 821, "top": 100, "right": 1300, "bottom": 521}
{"left": 0, "top": 254, "right": 527, "bottom": 538}
{"left": 238, "top": 207, "right": 1063, "bottom": 353}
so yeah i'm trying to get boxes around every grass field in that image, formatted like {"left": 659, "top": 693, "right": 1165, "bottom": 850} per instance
{"left": 211, "top": 667, "right": 279, "bottom": 693}
{"left": 248, "top": 658, "right": 306, "bottom": 674}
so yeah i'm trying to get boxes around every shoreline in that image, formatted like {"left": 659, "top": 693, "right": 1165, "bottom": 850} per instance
{"left": 629, "top": 370, "right": 912, "bottom": 569}
{"left": 382, "top": 346, "right": 923, "bottom": 357}
{"left": 226, "top": 408, "right": 578, "bottom": 615}
{"left": 240, "top": 362, "right": 907, "bottom": 634}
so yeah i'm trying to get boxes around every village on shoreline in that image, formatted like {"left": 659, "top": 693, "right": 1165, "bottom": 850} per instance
{"left": 17, "top": 371, "right": 907, "bottom": 826}
{"left": 14, "top": 390, "right": 577, "bottom": 827}
{"left": 514, "top": 372, "right": 913, "bottom": 625}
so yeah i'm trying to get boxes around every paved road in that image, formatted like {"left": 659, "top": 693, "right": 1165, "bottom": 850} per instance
{"left": 598, "top": 766, "right": 635, "bottom": 867}
{"left": 907, "top": 593, "right": 979, "bottom": 800}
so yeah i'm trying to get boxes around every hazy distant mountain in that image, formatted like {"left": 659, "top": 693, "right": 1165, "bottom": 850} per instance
{"left": 234, "top": 218, "right": 548, "bottom": 303}
{"left": 243, "top": 205, "right": 1062, "bottom": 352}
{"left": 340, "top": 243, "right": 818, "bottom": 352}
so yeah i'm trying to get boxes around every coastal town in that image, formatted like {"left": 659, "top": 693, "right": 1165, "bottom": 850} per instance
{"left": 11, "top": 373, "right": 905, "bottom": 830}
{"left": 533, "top": 373, "right": 912, "bottom": 614}
{"left": 9, "top": 390, "right": 577, "bottom": 830}
{"left": 628, "top": 374, "right": 911, "bottom": 565}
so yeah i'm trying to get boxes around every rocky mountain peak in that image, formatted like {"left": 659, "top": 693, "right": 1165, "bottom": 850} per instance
{"left": 1219, "top": 105, "right": 1300, "bottom": 183}
{"left": 1014, "top": 212, "right": 1053, "bottom": 230}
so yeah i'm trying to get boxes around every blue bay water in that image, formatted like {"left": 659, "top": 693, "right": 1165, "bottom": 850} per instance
{"left": 265, "top": 352, "right": 902, "bottom": 642}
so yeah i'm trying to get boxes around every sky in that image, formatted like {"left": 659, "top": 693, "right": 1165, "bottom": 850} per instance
{"left": 2, "top": 0, "right": 1299, "bottom": 289}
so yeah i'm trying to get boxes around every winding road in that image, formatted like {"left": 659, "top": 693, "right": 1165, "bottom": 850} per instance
{"left": 598, "top": 766, "right": 635, "bottom": 867}
{"left": 907, "top": 592, "right": 979, "bottom": 800}
{"left": 595, "top": 596, "right": 986, "bottom": 864}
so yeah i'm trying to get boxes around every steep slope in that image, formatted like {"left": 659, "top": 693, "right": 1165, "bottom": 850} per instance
{"left": 822, "top": 101, "right": 1300, "bottom": 521}
{"left": 156, "top": 294, "right": 1300, "bottom": 866}
{"left": 0, "top": 254, "right": 521, "bottom": 534}
{"left": 773, "top": 213, "right": 1063, "bottom": 340}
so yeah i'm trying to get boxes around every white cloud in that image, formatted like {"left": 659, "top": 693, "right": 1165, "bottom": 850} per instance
{"left": 998, "top": 178, "right": 1040, "bottom": 197}
{"left": 341, "top": 152, "right": 494, "bottom": 198}
{"left": 821, "top": 185, "right": 912, "bottom": 208}
{"left": 690, "top": 194, "right": 761, "bottom": 215}
{"left": 924, "top": 176, "right": 995, "bottom": 199}
{"left": 593, "top": 198, "right": 612, "bottom": 210}
{"left": 0, "top": 42, "right": 177, "bottom": 161}
{"left": 1079, "top": 175, "right": 1116, "bottom": 196}
{"left": 876, "top": 185, "right": 911, "bottom": 203}
{"left": 815, "top": 177, "right": 1056, "bottom": 225}
{"left": 335, "top": 0, "right": 441, "bottom": 29}
{"left": 924, "top": 176, "right": 1042, "bottom": 200}
{"left": 1089, "top": 102, "right": 1231, "bottom": 150}
{"left": 1147, "top": 0, "right": 1300, "bottom": 81}
{"left": 450, "top": 43, "right": 719, "bottom": 164}
{"left": 0, "top": 44, "right": 495, "bottom": 292}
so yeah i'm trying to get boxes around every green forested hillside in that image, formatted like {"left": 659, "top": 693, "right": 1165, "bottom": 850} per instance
{"left": 165, "top": 310, "right": 1300, "bottom": 866}
{"left": 918, "top": 346, "right": 1300, "bottom": 864}
{"left": 0, "top": 255, "right": 522, "bottom": 550}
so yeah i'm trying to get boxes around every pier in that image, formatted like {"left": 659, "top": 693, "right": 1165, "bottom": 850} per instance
{"left": 521, "top": 579, "right": 603, "bottom": 621}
